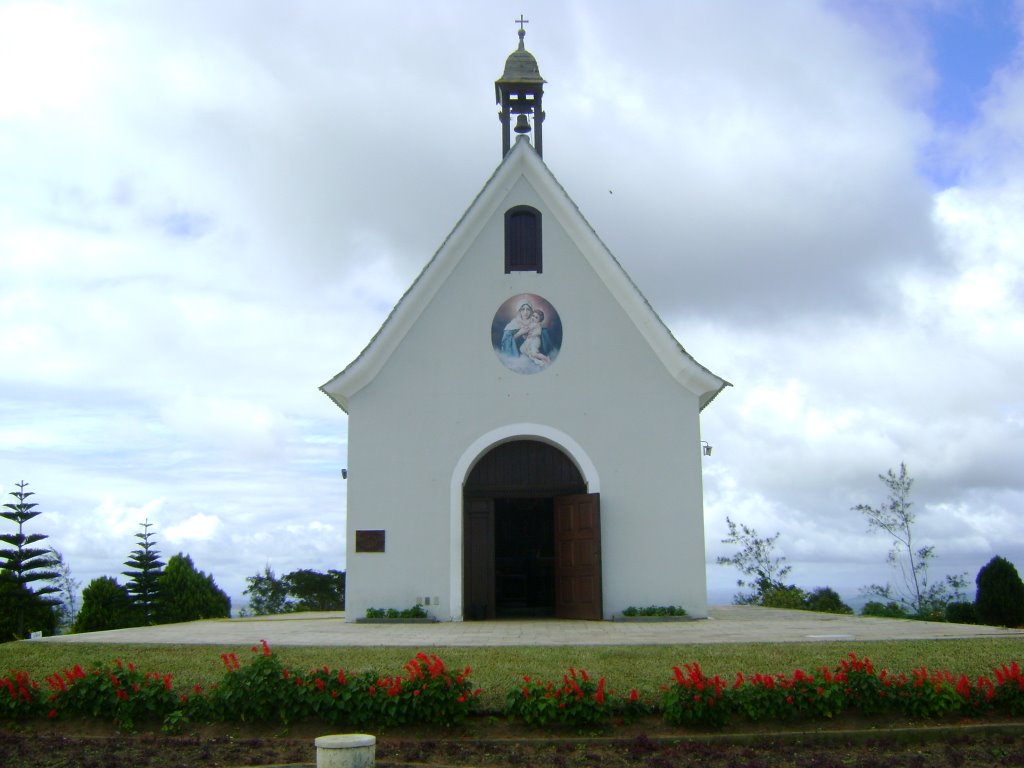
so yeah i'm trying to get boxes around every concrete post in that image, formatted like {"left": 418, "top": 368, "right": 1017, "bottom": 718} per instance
{"left": 314, "top": 734, "right": 376, "bottom": 768}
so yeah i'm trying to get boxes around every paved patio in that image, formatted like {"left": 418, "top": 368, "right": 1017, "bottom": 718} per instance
{"left": 35, "top": 605, "right": 1024, "bottom": 647}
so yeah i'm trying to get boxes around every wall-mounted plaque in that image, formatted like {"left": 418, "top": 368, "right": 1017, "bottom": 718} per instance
{"left": 355, "top": 530, "right": 385, "bottom": 553}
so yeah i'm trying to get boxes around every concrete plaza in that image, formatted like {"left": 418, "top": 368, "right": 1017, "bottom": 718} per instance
{"left": 36, "top": 605, "right": 1024, "bottom": 647}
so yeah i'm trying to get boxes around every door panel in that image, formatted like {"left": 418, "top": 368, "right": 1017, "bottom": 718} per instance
{"left": 464, "top": 498, "right": 495, "bottom": 620}
{"left": 553, "top": 493, "right": 602, "bottom": 620}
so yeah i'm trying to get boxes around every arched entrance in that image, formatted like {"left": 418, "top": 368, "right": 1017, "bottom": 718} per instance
{"left": 463, "top": 440, "right": 602, "bottom": 620}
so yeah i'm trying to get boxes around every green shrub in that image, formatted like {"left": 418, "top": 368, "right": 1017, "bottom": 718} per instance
{"left": 203, "top": 641, "right": 301, "bottom": 723}
{"left": 759, "top": 585, "right": 808, "bottom": 610}
{"left": 861, "top": 601, "right": 907, "bottom": 618}
{"left": 0, "top": 671, "right": 43, "bottom": 719}
{"left": 621, "top": 605, "right": 687, "bottom": 617}
{"left": 803, "top": 587, "right": 853, "bottom": 614}
{"left": 975, "top": 556, "right": 1024, "bottom": 628}
{"left": 45, "top": 660, "right": 178, "bottom": 731}
{"left": 156, "top": 554, "right": 230, "bottom": 623}
{"left": 73, "top": 577, "right": 140, "bottom": 633}
{"left": 661, "top": 663, "right": 730, "bottom": 728}
{"left": 945, "top": 601, "right": 977, "bottom": 624}
{"left": 364, "top": 605, "right": 428, "bottom": 619}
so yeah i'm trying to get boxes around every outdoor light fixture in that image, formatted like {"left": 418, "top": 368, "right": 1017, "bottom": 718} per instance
{"left": 341, "top": 468, "right": 348, "bottom": 480}
{"left": 700, "top": 441, "right": 712, "bottom": 457}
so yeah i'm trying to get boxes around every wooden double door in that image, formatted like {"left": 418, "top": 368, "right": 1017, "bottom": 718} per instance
{"left": 463, "top": 440, "right": 602, "bottom": 620}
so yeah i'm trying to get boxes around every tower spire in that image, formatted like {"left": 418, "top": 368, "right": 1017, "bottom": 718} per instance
{"left": 495, "top": 19, "right": 546, "bottom": 157}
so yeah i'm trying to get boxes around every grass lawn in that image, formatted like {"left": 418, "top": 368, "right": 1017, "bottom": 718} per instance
{"left": 2, "top": 637, "right": 1020, "bottom": 711}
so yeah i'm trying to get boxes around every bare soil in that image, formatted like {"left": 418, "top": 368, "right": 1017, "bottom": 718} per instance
{"left": 2, "top": 716, "right": 1024, "bottom": 767}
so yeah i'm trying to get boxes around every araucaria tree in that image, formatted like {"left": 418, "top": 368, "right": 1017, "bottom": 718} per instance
{"left": 0, "top": 481, "right": 59, "bottom": 638}
{"left": 716, "top": 516, "right": 792, "bottom": 604}
{"left": 853, "top": 463, "right": 965, "bottom": 616}
{"left": 122, "top": 519, "right": 164, "bottom": 624}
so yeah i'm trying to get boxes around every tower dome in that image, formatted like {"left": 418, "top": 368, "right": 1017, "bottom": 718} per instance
{"left": 498, "top": 28, "right": 545, "bottom": 83}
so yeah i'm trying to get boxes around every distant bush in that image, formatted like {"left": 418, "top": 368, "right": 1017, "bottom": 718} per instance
{"left": 803, "top": 587, "right": 853, "bottom": 615}
{"left": 861, "top": 601, "right": 907, "bottom": 618}
{"left": 760, "top": 585, "right": 808, "bottom": 610}
{"left": 945, "top": 601, "right": 977, "bottom": 624}
{"left": 975, "top": 556, "right": 1024, "bottom": 628}
{"left": 756, "top": 585, "right": 853, "bottom": 614}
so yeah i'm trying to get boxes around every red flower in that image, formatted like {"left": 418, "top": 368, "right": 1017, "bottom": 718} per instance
{"left": 48, "top": 708, "right": 57, "bottom": 719}
{"left": 628, "top": 688, "right": 639, "bottom": 702}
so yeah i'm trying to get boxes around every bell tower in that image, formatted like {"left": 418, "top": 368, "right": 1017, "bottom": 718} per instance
{"left": 495, "top": 17, "right": 546, "bottom": 158}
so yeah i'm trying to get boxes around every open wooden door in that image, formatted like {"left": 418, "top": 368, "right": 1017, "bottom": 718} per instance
{"left": 554, "top": 493, "right": 602, "bottom": 620}
{"left": 463, "top": 498, "right": 495, "bottom": 620}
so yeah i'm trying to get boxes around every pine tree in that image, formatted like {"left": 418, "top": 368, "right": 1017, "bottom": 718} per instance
{"left": 0, "top": 481, "right": 59, "bottom": 638}
{"left": 122, "top": 519, "right": 164, "bottom": 624}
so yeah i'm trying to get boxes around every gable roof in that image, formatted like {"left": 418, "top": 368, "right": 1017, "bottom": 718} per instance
{"left": 321, "top": 136, "right": 730, "bottom": 412}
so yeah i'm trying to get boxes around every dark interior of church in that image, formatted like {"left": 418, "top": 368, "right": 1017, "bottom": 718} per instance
{"left": 494, "top": 498, "right": 555, "bottom": 617}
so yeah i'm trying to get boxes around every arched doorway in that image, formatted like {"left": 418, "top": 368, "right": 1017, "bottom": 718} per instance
{"left": 463, "top": 440, "right": 602, "bottom": 620}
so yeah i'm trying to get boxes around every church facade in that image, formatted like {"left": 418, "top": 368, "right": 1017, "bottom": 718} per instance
{"left": 321, "top": 30, "right": 728, "bottom": 622}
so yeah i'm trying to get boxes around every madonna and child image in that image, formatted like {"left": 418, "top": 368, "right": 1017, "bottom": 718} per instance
{"left": 491, "top": 293, "right": 563, "bottom": 375}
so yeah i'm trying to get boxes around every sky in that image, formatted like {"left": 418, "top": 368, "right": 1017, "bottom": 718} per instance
{"left": 1, "top": 0, "right": 1022, "bottom": 613}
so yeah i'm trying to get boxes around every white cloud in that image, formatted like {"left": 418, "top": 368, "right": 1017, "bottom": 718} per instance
{"left": 164, "top": 513, "right": 222, "bottom": 544}
{"left": 1, "top": 1, "right": 1023, "bottom": 610}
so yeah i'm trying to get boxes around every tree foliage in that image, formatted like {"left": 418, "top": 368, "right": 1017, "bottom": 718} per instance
{"left": 716, "top": 517, "right": 791, "bottom": 604}
{"left": 156, "top": 553, "right": 230, "bottom": 623}
{"left": 0, "top": 570, "right": 57, "bottom": 640}
{"left": 243, "top": 565, "right": 294, "bottom": 615}
{"left": 243, "top": 566, "right": 346, "bottom": 615}
{"left": 0, "top": 481, "right": 59, "bottom": 638}
{"left": 975, "top": 555, "right": 1024, "bottom": 628}
{"left": 283, "top": 568, "right": 346, "bottom": 611}
{"left": 122, "top": 519, "right": 164, "bottom": 624}
{"left": 803, "top": 586, "right": 853, "bottom": 615}
{"left": 74, "top": 576, "right": 140, "bottom": 633}
{"left": 853, "top": 463, "right": 966, "bottom": 617}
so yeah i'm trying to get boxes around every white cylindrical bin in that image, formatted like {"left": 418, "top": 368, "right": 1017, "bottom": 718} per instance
{"left": 315, "top": 734, "right": 376, "bottom": 768}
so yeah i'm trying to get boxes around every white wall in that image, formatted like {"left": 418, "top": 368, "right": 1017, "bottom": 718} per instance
{"left": 343, "top": 171, "right": 709, "bottom": 620}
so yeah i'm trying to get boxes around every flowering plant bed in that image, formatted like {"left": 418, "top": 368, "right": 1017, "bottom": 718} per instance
{"left": 2, "top": 645, "right": 1023, "bottom": 735}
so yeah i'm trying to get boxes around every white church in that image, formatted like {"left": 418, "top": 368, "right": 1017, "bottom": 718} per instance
{"left": 321, "top": 27, "right": 729, "bottom": 622}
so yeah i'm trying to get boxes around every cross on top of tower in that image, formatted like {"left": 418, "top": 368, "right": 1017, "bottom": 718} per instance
{"left": 515, "top": 15, "right": 529, "bottom": 32}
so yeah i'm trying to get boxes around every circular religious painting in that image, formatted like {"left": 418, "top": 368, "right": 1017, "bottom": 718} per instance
{"left": 491, "top": 293, "right": 563, "bottom": 374}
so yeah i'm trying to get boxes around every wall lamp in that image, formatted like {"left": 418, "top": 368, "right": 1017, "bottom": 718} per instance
{"left": 341, "top": 468, "right": 348, "bottom": 480}
{"left": 700, "top": 441, "right": 713, "bottom": 457}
